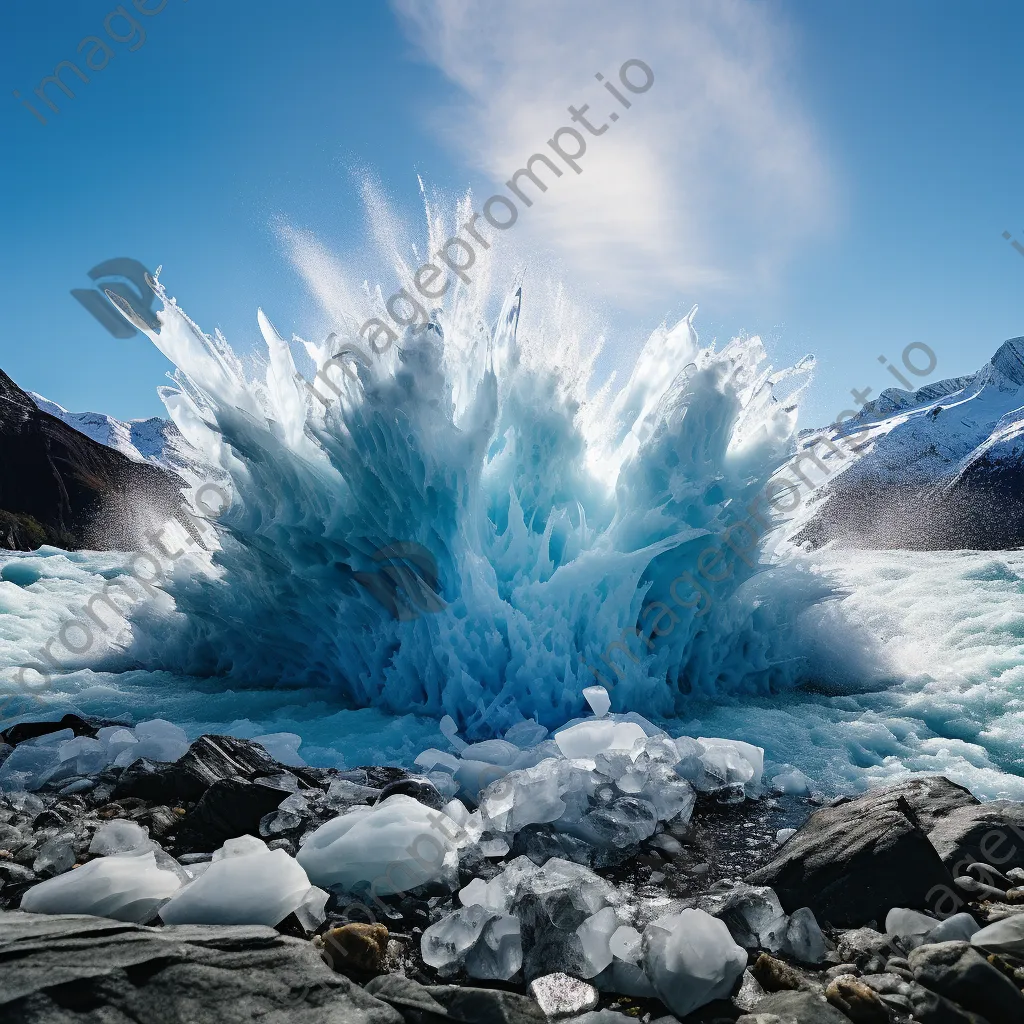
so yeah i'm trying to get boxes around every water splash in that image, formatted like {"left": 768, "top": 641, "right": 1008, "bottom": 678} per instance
{"left": 121, "top": 194, "right": 838, "bottom": 738}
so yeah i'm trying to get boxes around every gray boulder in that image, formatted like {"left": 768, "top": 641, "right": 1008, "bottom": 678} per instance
{"left": 745, "top": 990, "right": 851, "bottom": 1022}
{"left": 747, "top": 778, "right": 966, "bottom": 926}
{"left": 909, "top": 940, "right": 1024, "bottom": 1023}
{"left": 365, "top": 974, "right": 546, "bottom": 1023}
{"left": 0, "top": 910, "right": 401, "bottom": 1023}
{"left": 926, "top": 802, "right": 1024, "bottom": 875}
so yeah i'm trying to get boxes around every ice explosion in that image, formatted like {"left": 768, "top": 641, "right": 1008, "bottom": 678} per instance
{"left": 122, "top": 204, "right": 834, "bottom": 738}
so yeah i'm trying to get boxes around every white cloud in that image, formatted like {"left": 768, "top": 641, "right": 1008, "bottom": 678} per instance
{"left": 392, "top": 0, "right": 835, "bottom": 309}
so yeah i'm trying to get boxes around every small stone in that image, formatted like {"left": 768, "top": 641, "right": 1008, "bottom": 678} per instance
{"left": 527, "top": 972, "right": 599, "bottom": 1018}
{"left": 1006, "top": 867, "right": 1024, "bottom": 885}
{"left": 1005, "top": 886, "right": 1024, "bottom": 903}
{"left": 824, "top": 975, "right": 890, "bottom": 1024}
{"left": 751, "top": 952, "right": 811, "bottom": 993}
{"left": 0, "top": 861, "right": 36, "bottom": 885}
{"left": 321, "top": 922, "right": 389, "bottom": 976}
{"left": 964, "top": 862, "right": 1014, "bottom": 890}
{"left": 733, "top": 968, "right": 767, "bottom": 1012}
{"left": 824, "top": 963, "right": 860, "bottom": 980}
{"left": 954, "top": 875, "right": 1007, "bottom": 902}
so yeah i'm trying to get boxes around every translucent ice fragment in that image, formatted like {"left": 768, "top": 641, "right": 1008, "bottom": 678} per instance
{"left": 90, "top": 819, "right": 151, "bottom": 856}
{"left": 582, "top": 685, "right": 611, "bottom": 718}
{"left": 22, "top": 850, "right": 182, "bottom": 923}
{"left": 161, "top": 837, "right": 311, "bottom": 926}
{"left": 642, "top": 909, "right": 747, "bottom": 1018}
{"left": 297, "top": 794, "right": 460, "bottom": 895}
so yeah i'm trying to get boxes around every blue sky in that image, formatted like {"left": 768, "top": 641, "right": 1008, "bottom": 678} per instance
{"left": 2, "top": 0, "right": 1022, "bottom": 428}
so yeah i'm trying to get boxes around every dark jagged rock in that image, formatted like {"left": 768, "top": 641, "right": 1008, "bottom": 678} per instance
{"left": 113, "top": 735, "right": 285, "bottom": 804}
{"left": 909, "top": 940, "right": 1024, "bottom": 1023}
{"left": 743, "top": 989, "right": 852, "bottom": 1022}
{"left": 0, "top": 910, "right": 402, "bottom": 1023}
{"left": 747, "top": 778, "right": 971, "bottom": 927}
{"left": 0, "top": 368, "right": 187, "bottom": 552}
{"left": 374, "top": 776, "right": 446, "bottom": 811}
{"left": 365, "top": 973, "right": 546, "bottom": 1024}
{"left": 170, "top": 776, "right": 292, "bottom": 852}
{"left": 0, "top": 714, "right": 128, "bottom": 748}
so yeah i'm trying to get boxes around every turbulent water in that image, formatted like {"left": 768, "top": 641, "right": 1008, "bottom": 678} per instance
{"left": 1, "top": 196, "right": 1022, "bottom": 799}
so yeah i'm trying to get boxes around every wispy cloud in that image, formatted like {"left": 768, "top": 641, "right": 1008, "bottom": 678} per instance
{"left": 392, "top": 0, "right": 835, "bottom": 308}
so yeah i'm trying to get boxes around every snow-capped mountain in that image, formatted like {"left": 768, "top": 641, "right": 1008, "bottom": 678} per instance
{"left": 29, "top": 393, "right": 180, "bottom": 469}
{"left": 795, "top": 337, "right": 1024, "bottom": 550}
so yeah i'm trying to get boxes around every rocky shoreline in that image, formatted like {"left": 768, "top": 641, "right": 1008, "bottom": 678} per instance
{"left": 1, "top": 714, "right": 1023, "bottom": 1023}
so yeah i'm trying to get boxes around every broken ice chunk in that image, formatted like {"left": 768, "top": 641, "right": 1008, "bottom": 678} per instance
{"left": 554, "top": 719, "right": 647, "bottom": 760}
{"left": 161, "top": 836, "right": 312, "bottom": 926}
{"left": 582, "top": 685, "right": 611, "bottom": 718}
{"left": 132, "top": 719, "right": 189, "bottom": 762}
{"left": 576, "top": 906, "right": 619, "bottom": 977}
{"left": 90, "top": 818, "right": 151, "bottom": 856}
{"left": 571, "top": 797, "right": 658, "bottom": 849}
{"left": 642, "top": 908, "right": 747, "bottom": 1018}
{"left": 251, "top": 732, "right": 306, "bottom": 766}
{"left": 22, "top": 850, "right": 182, "bottom": 923}
{"left": 461, "top": 739, "right": 520, "bottom": 766}
{"left": 465, "top": 913, "right": 523, "bottom": 980}
{"left": 503, "top": 719, "right": 549, "bottom": 748}
{"left": 771, "top": 767, "right": 813, "bottom": 796}
{"left": 422, "top": 904, "right": 523, "bottom": 980}
{"left": 295, "top": 885, "right": 330, "bottom": 934}
{"left": 440, "top": 715, "right": 467, "bottom": 753}
{"left": 697, "top": 883, "right": 787, "bottom": 952}
{"left": 297, "top": 794, "right": 460, "bottom": 895}
{"left": 697, "top": 737, "right": 763, "bottom": 797}
{"left": 609, "top": 925, "right": 642, "bottom": 963}
{"left": 414, "top": 747, "right": 462, "bottom": 773}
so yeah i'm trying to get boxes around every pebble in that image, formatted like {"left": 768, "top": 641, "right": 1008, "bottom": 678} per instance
{"left": 964, "top": 862, "right": 1014, "bottom": 890}
{"left": 954, "top": 875, "right": 1007, "bottom": 901}
{"left": 824, "top": 975, "right": 890, "bottom": 1024}
{"left": 319, "top": 923, "right": 389, "bottom": 976}
{"left": 750, "top": 952, "right": 811, "bottom": 993}
{"left": 527, "top": 972, "right": 599, "bottom": 1018}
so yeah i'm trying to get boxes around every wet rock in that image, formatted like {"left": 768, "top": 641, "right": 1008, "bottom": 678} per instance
{"left": 965, "top": 863, "right": 1015, "bottom": 890}
{"left": 527, "top": 973, "right": 599, "bottom": 1018}
{"left": 748, "top": 990, "right": 852, "bottom": 1022}
{"left": 833, "top": 927, "right": 898, "bottom": 973}
{"left": 365, "top": 973, "right": 545, "bottom": 1023}
{"left": 954, "top": 876, "right": 1007, "bottom": 902}
{"left": 375, "top": 776, "right": 446, "bottom": 810}
{"left": 909, "top": 939, "right": 1024, "bottom": 1022}
{"left": 750, "top": 952, "right": 814, "bottom": 993}
{"left": 926, "top": 800, "right": 1024, "bottom": 875}
{"left": 747, "top": 778, "right": 964, "bottom": 926}
{"left": 824, "top": 975, "right": 890, "bottom": 1024}
{"left": 972, "top": 913, "right": 1024, "bottom": 956}
{"left": 172, "top": 777, "right": 293, "bottom": 852}
{"left": 0, "top": 909, "right": 402, "bottom": 1023}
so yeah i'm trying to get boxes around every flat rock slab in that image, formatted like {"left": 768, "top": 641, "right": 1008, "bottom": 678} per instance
{"left": 365, "top": 973, "right": 546, "bottom": 1023}
{"left": 0, "top": 910, "right": 401, "bottom": 1023}
{"left": 747, "top": 777, "right": 969, "bottom": 926}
